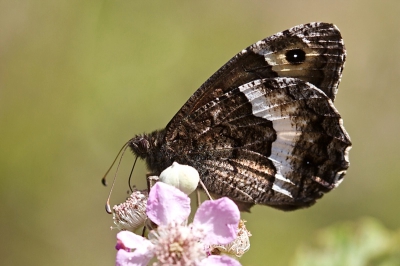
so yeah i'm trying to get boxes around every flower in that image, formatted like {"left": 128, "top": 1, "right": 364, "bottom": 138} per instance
{"left": 115, "top": 182, "right": 242, "bottom": 266}
{"left": 112, "top": 189, "right": 148, "bottom": 232}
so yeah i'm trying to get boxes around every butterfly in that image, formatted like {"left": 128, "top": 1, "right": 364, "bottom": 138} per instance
{"left": 127, "top": 22, "right": 351, "bottom": 211}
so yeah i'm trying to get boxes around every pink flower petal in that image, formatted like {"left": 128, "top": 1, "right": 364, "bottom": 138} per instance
{"left": 116, "top": 231, "right": 148, "bottom": 250}
{"left": 146, "top": 182, "right": 191, "bottom": 225}
{"left": 193, "top": 197, "right": 240, "bottom": 245}
{"left": 116, "top": 231, "right": 154, "bottom": 266}
{"left": 116, "top": 249, "right": 152, "bottom": 266}
{"left": 200, "top": 255, "right": 242, "bottom": 266}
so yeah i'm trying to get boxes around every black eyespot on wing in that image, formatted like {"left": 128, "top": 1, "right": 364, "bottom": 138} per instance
{"left": 285, "top": 49, "right": 306, "bottom": 64}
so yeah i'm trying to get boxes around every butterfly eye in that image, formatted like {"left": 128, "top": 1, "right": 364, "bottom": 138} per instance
{"left": 285, "top": 49, "right": 306, "bottom": 64}
{"left": 138, "top": 138, "right": 150, "bottom": 153}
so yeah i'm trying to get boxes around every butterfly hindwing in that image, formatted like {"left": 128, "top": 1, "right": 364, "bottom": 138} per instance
{"left": 165, "top": 77, "right": 350, "bottom": 210}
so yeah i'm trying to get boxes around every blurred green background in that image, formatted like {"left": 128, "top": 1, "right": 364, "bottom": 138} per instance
{"left": 1, "top": 1, "right": 400, "bottom": 265}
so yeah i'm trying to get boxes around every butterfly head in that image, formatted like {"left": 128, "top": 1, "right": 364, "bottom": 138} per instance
{"left": 128, "top": 129, "right": 171, "bottom": 175}
{"left": 129, "top": 135, "right": 150, "bottom": 159}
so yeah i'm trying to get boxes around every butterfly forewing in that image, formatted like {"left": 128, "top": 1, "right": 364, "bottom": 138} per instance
{"left": 167, "top": 22, "right": 345, "bottom": 128}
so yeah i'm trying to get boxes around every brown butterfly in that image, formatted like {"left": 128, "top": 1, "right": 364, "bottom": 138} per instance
{"left": 124, "top": 22, "right": 351, "bottom": 211}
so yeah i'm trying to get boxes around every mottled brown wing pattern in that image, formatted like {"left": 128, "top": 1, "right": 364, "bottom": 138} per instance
{"left": 166, "top": 22, "right": 345, "bottom": 133}
{"left": 128, "top": 22, "right": 351, "bottom": 211}
{"left": 165, "top": 78, "right": 350, "bottom": 210}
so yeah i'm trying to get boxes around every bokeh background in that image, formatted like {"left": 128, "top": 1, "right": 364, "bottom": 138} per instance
{"left": 1, "top": 1, "right": 400, "bottom": 265}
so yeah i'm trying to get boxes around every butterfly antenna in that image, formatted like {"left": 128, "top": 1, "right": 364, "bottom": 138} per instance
{"left": 101, "top": 140, "right": 131, "bottom": 186}
{"left": 104, "top": 141, "right": 131, "bottom": 214}
{"left": 128, "top": 156, "right": 139, "bottom": 192}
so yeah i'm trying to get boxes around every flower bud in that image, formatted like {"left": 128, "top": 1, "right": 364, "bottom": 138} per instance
{"left": 159, "top": 162, "right": 199, "bottom": 195}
